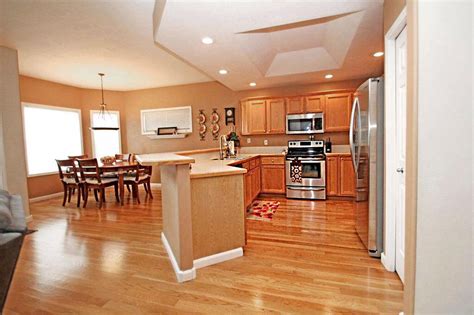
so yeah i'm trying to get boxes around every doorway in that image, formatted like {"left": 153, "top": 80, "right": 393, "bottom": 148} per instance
{"left": 382, "top": 7, "right": 407, "bottom": 284}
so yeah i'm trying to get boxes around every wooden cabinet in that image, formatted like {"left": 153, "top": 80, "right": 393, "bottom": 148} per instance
{"left": 242, "top": 98, "right": 285, "bottom": 135}
{"left": 286, "top": 95, "right": 325, "bottom": 114}
{"left": 266, "top": 99, "right": 286, "bottom": 133}
{"left": 325, "top": 93, "right": 352, "bottom": 132}
{"left": 305, "top": 95, "right": 325, "bottom": 113}
{"left": 326, "top": 154, "right": 355, "bottom": 197}
{"left": 339, "top": 157, "right": 355, "bottom": 196}
{"left": 326, "top": 156, "right": 339, "bottom": 196}
{"left": 286, "top": 96, "right": 305, "bottom": 114}
{"left": 261, "top": 155, "right": 285, "bottom": 194}
{"left": 243, "top": 157, "right": 263, "bottom": 208}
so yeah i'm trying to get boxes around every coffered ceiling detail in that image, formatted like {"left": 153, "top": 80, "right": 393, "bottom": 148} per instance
{"left": 154, "top": 0, "right": 384, "bottom": 91}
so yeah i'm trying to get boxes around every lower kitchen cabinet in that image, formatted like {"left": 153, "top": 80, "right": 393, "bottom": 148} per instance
{"left": 261, "top": 165, "right": 285, "bottom": 194}
{"left": 326, "top": 154, "right": 355, "bottom": 197}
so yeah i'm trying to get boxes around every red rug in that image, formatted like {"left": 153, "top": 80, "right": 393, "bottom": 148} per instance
{"left": 247, "top": 200, "right": 280, "bottom": 222}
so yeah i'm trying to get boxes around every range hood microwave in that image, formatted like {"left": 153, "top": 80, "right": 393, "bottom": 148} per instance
{"left": 286, "top": 113, "right": 324, "bottom": 134}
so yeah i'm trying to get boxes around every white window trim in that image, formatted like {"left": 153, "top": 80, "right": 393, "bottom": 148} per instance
{"left": 21, "top": 102, "right": 84, "bottom": 177}
{"left": 90, "top": 110, "right": 122, "bottom": 158}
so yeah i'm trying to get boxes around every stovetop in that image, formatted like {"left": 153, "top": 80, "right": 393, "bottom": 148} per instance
{"left": 286, "top": 140, "right": 326, "bottom": 160}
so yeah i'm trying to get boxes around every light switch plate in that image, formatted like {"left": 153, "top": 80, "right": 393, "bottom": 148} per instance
{"left": 247, "top": 138, "right": 251, "bottom": 144}
{"left": 263, "top": 139, "right": 268, "bottom": 146}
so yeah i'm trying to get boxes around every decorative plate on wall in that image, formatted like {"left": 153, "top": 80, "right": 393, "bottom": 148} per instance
{"left": 211, "top": 108, "right": 220, "bottom": 140}
{"left": 198, "top": 109, "right": 207, "bottom": 141}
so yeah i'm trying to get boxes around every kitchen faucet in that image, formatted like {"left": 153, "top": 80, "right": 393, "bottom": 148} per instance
{"left": 219, "top": 135, "right": 229, "bottom": 160}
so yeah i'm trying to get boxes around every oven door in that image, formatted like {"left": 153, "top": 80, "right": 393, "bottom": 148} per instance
{"left": 286, "top": 159, "right": 326, "bottom": 187}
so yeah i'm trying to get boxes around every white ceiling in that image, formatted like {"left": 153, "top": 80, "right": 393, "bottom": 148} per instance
{"left": 0, "top": 0, "right": 212, "bottom": 91}
{"left": 154, "top": 0, "right": 384, "bottom": 91}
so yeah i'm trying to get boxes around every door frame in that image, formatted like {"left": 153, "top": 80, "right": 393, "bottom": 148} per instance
{"left": 382, "top": 6, "right": 407, "bottom": 273}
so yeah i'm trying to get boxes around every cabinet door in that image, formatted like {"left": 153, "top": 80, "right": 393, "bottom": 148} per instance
{"left": 255, "top": 165, "right": 261, "bottom": 197}
{"left": 325, "top": 93, "right": 352, "bottom": 132}
{"left": 244, "top": 172, "right": 253, "bottom": 208}
{"left": 261, "top": 165, "right": 285, "bottom": 194}
{"left": 247, "top": 99, "right": 267, "bottom": 134}
{"left": 241, "top": 101, "right": 249, "bottom": 135}
{"left": 286, "top": 96, "right": 304, "bottom": 114}
{"left": 339, "top": 156, "right": 355, "bottom": 196}
{"left": 266, "top": 99, "right": 286, "bottom": 134}
{"left": 305, "top": 95, "right": 325, "bottom": 113}
{"left": 326, "top": 156, "right": 339, "bottom": 196}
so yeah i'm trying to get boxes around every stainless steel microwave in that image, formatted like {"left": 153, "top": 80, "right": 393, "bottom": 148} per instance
{"left": 286, "top": 113, "right": 324, "bottom": 134}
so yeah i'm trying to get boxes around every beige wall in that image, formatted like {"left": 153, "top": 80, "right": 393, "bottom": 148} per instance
{"left": 407, "top": 1, "right": 472, "bottom": 313}
{"left": 0, "top": 47, "right": 30, "bottom": 215}
{"left": 19, "top": 76, "right": 127, "bottom": 198}
{"left": 384, "top": 0, "right": 406, "bottom": 34}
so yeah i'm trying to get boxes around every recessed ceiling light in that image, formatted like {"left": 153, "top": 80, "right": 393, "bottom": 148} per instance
{"left": 249, "top": 82, "right": 257, "bottom": 87}
{"left": 325, "top": 74, "right": 334, "bottom": 79}
{"left": 218, "top": 69, "right": 228, "bottom": 75}
{"left": 373, "top": 51, "right": 384, "bottom": 57}
{"left": 201, "top": 37, "right": 214, "bottom": 45}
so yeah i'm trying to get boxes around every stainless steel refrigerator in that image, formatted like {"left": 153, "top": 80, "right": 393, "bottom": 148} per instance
{"left": 350, "top": 77, "right": 384, "bottom": 257}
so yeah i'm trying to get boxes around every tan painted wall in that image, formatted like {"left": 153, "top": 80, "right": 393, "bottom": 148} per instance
{"left": 384, "top": 0, "right": 406, "bottom": 34}
{"left": 0, "top": 47, "right": 30, "bottom": 215}
{"left": 19, "top": 76, "right": 127, "bottom": 198}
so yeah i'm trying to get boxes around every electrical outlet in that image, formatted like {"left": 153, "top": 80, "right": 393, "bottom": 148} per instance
{"left": 263, "top": 139, "right": 268, "bottom": 146}
{"left": 247, "top": 138, "right": 251, "bottom": 144}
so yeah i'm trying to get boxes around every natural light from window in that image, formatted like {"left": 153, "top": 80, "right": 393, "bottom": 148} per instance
{"left": 91, "top": 111, "right": 121, "bottom": 159}
{"left": 22, "top": 103, "right": 83, "bottom": 176}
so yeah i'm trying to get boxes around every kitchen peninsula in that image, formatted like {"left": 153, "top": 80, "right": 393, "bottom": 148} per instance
{"left": 136, "top": 150, "right": 248, "bottom": 282}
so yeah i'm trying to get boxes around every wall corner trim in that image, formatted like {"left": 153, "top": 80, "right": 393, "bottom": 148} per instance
{"left": 193, "top": 247, "right": 243, "bottom": 270}
{"left": 161, "top": 232, "right": 196, "bottom": 283}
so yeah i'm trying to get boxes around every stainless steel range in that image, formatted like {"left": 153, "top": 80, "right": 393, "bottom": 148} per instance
{"left": 285, "top": 140, "right": 326, "bottom": 200}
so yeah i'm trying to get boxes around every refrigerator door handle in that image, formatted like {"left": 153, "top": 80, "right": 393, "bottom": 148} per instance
{"left": 349, "top": 97, "right": 359, "bottom": 170}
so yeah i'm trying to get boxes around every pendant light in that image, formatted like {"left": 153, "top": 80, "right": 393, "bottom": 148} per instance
{"left": 91, "top": 73, "right": 119, "bottom": 131}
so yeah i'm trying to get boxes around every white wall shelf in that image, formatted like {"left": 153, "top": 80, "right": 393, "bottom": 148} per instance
{"left": 146, "top": 133, "right": 189, "bottom": 140}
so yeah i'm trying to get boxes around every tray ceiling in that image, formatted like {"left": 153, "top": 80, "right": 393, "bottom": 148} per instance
{"left": 154, "top": 0, "right": 384, "bottom": 91}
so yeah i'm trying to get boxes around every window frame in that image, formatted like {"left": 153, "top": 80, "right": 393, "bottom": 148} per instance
{"left": 21, "top": 102, "right": 84, "bottom": 177}
{"left": 90, "top": 110, "right": 122, "bottom": 158}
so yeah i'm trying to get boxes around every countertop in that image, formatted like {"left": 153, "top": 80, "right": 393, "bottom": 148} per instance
{"left": 137, "top": 145, "right": 348, "bottom": 179}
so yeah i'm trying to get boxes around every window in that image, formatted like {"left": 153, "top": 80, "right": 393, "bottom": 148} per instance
{"left": 90, "top": 110, "right": 121, "bottom": 159}
{"left": 22, "top": 103, "right": 83, "bottom": 176}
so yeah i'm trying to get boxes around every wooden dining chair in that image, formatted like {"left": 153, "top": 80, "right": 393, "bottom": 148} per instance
{"left": 68, "top": 154, "right": 88, "bottom": 160}
{"left": 77, "top": 158, "right": 120, "bottom": 209}
{"left": 124, "top": 163, "right": 153, "bottom": 204}
{"left": 56, "top": 159, "right": 82, "bottom": 207}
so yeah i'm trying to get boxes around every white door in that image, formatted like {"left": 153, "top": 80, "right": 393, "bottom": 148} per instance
{"left": 395, "top": 25, "right": 407, "bottom": 283}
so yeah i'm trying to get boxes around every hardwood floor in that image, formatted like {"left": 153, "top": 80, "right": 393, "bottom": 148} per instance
{"left": 4, "top": 189, "right": 403, "bottom": 314}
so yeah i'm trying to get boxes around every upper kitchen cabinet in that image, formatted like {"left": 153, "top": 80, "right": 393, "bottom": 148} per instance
{"left": 266, "top": 99, "right": 286, "bottom": 134}
{"left": 286, "top": 96, "right": 305, "bottom": 114}
{"left": 286, "top": 95, "right": 325, "bottom": 114}
{"left": 325, "top": 93, "right": 353, "bottom": 132}
{"left": 304, "top": 95, "right": 325, "bottom": 113}
{"left": 241, "top": 98, "right": 285, "bottom": 135}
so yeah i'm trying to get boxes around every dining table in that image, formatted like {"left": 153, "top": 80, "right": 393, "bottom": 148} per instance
{"left": 98, "top": 161, "right": 140, "bottom": 206}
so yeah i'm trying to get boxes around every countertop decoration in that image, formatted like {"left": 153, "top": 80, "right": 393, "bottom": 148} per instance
{"left": 198, "top": 110, "right": 207, "bottom": 141}
{"left": 211, "top": 108, "right": 220, "bottom": 140}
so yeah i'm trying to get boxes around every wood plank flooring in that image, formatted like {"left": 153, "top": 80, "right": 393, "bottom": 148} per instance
{"left": 4, "top": 189, "right": 403, "bottom": 314}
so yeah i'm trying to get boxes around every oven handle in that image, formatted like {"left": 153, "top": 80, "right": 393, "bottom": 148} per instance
{"left": 286, "top": 158, "right": 325, "bottom": 161}
{"left": 287, "top": 187, "right": 326, "bottom": 192}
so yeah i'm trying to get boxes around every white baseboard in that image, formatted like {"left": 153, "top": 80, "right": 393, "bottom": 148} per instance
{"left": 161, "top": 232, "right": 196, "bottom": 283}
{"left": 29, "top": 192, "right": 63, "bottom": 203}
{"left": 381, "top": 252, "right": 395, "bottom": 272}
{"left": 193, "top": 247, "right": 243, "bottom": 269}
{"left": 150, "top": 183, "right": 162, "bottom": 189}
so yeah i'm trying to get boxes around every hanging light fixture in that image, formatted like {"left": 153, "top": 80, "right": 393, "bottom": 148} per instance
{"left": 91, "top": 73, "right": 119, "bottom": 131}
